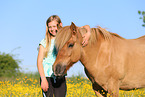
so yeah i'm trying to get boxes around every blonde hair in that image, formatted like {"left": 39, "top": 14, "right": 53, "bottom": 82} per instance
{"left": 45, "top": 15, "right": 62, "bottom": 57}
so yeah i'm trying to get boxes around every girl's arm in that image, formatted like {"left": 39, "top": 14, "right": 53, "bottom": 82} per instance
{"left": 37, "top": 45, "right": 49, "bottom": 92}
{"left": 81, "top": 25, "right": 91, "bottom": 46}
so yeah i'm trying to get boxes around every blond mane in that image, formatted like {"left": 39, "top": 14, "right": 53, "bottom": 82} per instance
{"left": 55, "top": 26, "right": 72, "bottom": 50}
{"left": 55, "top": 25, "right": 124, "bottom": 50}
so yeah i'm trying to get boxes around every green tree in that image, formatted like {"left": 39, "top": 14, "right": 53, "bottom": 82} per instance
{"left": 0, "top": 52, "right": 20, "bottom": 77}
{"left": 138, "top": 10, "right": 145, "bottom": 27}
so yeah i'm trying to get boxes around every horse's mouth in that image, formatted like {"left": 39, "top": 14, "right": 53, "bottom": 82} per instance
{"left": 54, "top": 64, "right": 66, "bottom": 77}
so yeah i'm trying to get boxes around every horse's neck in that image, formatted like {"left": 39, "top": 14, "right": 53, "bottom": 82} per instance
{"left": 80, "top": 38, "right": 112, "bottom": 76}
{"left": 80, "top": 41, "right": 101, "bottom": 68}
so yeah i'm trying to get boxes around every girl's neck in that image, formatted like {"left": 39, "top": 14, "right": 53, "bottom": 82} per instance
{"left": 51, "top": 36, "right": 56, "bottom": 39}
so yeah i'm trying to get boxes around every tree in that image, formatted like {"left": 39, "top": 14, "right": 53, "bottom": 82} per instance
{"left": 138, "top": 10, "right": 145, "bottom": 27}
{"left": 0, "top": 52, "right": 20, "bottom": 77}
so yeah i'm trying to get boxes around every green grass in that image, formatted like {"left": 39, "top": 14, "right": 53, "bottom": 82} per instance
{"left": 1, "top": 72, "right": 145, "bottom": 97}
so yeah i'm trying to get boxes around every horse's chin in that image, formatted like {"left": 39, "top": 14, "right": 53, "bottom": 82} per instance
{"left": 54, "top": 73, "right": 65, "bottom": 77}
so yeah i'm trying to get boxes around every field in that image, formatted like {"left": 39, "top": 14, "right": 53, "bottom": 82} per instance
{"left": 1, "top": 73, "right": 145, "bottom": 97}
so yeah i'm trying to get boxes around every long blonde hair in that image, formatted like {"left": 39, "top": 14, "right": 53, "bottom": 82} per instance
{"left": 45, "top": 15, "right": 62, "bottom": 57}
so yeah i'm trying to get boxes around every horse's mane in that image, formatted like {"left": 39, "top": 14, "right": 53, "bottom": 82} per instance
{"left": 55, "top": 25, "right": 124, "bottom": 50}
{"left": 110, "top": 32, "right": 125, "bottom": 39}
{"left": 135, "top": 35, "right": 145, "bottom": 40}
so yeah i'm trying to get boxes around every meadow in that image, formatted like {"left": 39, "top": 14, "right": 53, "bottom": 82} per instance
{"left": 1, "top": 72, "right": 145, "bottom": 97}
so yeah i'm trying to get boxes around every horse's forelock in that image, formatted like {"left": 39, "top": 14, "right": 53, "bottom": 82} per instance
{"left": 55, "top": 26, "right": 72, "bottom": 50}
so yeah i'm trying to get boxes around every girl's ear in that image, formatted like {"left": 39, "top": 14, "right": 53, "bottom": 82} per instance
{"left": 60, "top": 23, "right": 63, "bottom": 27}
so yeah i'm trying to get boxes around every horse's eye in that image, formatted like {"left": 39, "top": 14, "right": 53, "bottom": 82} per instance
{"left": 68, "top": 43, "right": 74, "bottom": 48}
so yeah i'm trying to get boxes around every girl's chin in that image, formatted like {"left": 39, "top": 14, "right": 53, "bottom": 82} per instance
{"left": 52, "top": 33, "right": 56, "bottom": 36}
{"left": 50, "top": 32, "right": 57, "bottom": 37}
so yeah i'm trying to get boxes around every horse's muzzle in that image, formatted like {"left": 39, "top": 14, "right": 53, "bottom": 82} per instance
{"left": 54, "top": 64, "right": 66, "bottom": 77}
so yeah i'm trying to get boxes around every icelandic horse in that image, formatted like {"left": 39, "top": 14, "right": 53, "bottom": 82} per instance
{"left": 53, "top": 22, "right": 145, "bottom": 97}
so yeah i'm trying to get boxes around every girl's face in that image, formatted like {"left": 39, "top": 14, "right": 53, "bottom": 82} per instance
{"left": 48, "top": 20, "right": 58, "bottom": 37}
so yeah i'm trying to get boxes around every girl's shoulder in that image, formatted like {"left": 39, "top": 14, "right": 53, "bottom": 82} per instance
{"left": 39, "top": 38, "right": 46, "bottom": 48}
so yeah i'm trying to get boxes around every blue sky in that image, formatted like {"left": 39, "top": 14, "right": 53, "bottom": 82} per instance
{"left": 0, "top": 0, "right": 144, "bottom": 77}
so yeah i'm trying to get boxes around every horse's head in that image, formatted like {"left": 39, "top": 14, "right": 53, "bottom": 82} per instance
{"left": 53, "top": 22, "right": 83, "bottom": 77}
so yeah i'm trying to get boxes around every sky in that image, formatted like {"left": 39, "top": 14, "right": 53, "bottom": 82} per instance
{"left": 0, "top": 0, "right": 145, "bottom": 77}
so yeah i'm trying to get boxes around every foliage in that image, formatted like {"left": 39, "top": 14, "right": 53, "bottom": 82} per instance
{"left": 1, "top": 73, "right": 145, "bottom": 97}
{"left": 67, "top": 73, "right": 89, "bottom": 84}
{"left": 138, "top": 10, "right": 145, "bottom": 27}
{"left": 0, "top": 73, "right": 95, "bottom": 97}
{"left": 0, "top": 52, "right": 20, "bottom": 77}
{"left": 0, "top": 76, "right": 41, "bottom": 97}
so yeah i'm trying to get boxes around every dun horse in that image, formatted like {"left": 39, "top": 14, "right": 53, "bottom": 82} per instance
{"left": 53, "top": 22, "right": 145, "bottom": 97}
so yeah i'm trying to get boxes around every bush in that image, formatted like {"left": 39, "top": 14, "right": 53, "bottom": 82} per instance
{"left": 0, "top": 52, "right": 20, "bottom": 77}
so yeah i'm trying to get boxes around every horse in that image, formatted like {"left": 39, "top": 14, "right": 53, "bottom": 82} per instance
{"left": 52, "top": 22, "right": 145, "bottom": 97}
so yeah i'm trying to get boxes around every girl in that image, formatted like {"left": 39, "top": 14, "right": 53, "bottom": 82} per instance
{"left": 37, "top": 15, "right": 91, "bottom": 97}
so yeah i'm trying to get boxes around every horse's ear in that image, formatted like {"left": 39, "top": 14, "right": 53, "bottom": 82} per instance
{"left": 70, "top": 22, "right": 77, "bottom": 35}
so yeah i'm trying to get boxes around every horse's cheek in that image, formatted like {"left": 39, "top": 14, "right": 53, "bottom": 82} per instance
{"left": 70, "top": 47, "right": 81, "bottom": 62}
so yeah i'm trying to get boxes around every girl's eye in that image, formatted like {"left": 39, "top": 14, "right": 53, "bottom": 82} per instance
{"left": 68, "top": 43, "right": 74, "bottom": 48}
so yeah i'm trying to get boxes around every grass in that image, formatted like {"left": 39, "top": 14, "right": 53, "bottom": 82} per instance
{"left": 1, "top": 72, "right": 145, "bottom": 97}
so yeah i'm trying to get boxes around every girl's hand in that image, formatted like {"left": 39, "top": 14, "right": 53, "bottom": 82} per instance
{"left": 82, "top": 31, "right": 91, "bottom": 46}
{"left": 41, "top": 78, "right": 49, "bottom": 92}
{"left": 81, "top": 25, "right": 91, "bottom": 46}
